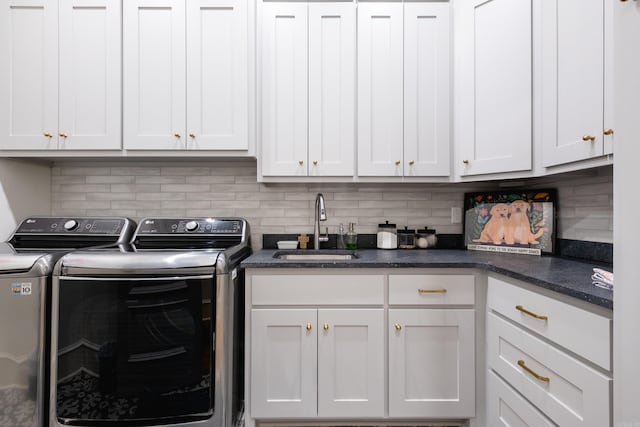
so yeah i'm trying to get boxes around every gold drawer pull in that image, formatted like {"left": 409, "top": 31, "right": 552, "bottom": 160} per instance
{"left": 582, "top": 134, "right": 596, "bottom": 142}
{"left": 306, "top": 323, "right": 312, "bottom": 331}
{"left": 518, "top": 359, "right": 550, "bottom": 383}
{"left": 603, "top": 128, "right": 614, "bottom": 136}
{"left": 418, "top": 288, "right": 447, "bottom": 294}
{"left": 323, "top": 323, "right": 329, "bottom": 331}
{"left": 394, "top": 323, "right": 402, "bottom": 331}
{"left": 43, "top": 132, "right": 53, "bottom": 138}
{"left": 515, "top": 305, "right": 548, "bottom": 321}
{"left": 395, "top": 160, "right": 401, "bottom": 166}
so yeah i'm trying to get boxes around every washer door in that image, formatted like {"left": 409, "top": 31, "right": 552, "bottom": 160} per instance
{"left": 54, "top": 274, "right": 215, "bottom": 425}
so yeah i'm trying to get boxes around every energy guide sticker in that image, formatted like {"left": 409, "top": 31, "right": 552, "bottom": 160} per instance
{"left": 11, "top": 282, "right": 32, "bottom": 295}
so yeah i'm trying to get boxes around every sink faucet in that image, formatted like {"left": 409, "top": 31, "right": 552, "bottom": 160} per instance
{"left": 314, "top": 193, "right": 328, "bottom": 249}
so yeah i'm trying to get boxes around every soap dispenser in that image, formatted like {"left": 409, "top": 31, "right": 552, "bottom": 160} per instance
{"left": 345, "top": 222, "right": 358, "bottom": 250}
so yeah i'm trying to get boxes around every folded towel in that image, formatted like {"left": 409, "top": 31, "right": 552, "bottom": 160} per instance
{"left": 592, "top": 268, "right": 614, "bottom": 290}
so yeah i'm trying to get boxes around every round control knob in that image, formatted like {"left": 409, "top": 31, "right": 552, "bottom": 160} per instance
{"left": 63, "top": 220, "right": 79, "bottom": 231}
{"left": 185, "top": 221, "right": 199, "bottom": 232}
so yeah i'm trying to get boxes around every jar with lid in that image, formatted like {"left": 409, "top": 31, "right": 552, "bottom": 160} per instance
{"left": 416, "top": 227, "right": 437, "bottom": 248}
{"left": 377, "top": 220, "right": 397, "bottom": 249}
{"left": 398, "top": 226, "right": 416, "bottom": 249}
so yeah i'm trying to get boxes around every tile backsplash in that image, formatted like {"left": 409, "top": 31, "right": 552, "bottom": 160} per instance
{"left": 51, "top": 160, "right": 612, "bottom": 248}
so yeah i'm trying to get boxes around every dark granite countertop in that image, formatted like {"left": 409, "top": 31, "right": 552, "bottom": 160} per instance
{"left": 241, "top": 249, "right": 613, "bottom": 309}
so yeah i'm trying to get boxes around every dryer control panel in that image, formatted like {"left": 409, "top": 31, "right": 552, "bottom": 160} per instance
{"left": 15, "top": 217, "right": 131, "bottom": 235}
{"left": 136, "top": 218, "right": 244, "bottom": 235}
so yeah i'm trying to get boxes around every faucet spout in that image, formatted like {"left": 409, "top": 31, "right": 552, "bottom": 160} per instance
{"left": 314, "top": 193, "right": 328, "bottom": 249}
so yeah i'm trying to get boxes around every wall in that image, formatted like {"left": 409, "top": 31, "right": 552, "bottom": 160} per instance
{"left": 0, "top": 159, "right": 51, "bottom": 240}
{"left": 51, "top": 160, "right": 613, "bottom": 248}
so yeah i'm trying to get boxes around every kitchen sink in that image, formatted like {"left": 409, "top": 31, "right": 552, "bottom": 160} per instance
{"left": 273, "top": 250, "right": 359, "bottom": 261}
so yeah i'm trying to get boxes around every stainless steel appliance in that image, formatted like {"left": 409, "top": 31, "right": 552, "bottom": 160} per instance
{"left": 50, "top": 218, "right": 251, "bottom": 427}
{"left": 0, "top": 217, "right": 136, "bottom": 427}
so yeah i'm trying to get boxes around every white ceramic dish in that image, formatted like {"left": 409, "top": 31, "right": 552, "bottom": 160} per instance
{"left": 277, "top": 240, "right": 298, "bottom": 250}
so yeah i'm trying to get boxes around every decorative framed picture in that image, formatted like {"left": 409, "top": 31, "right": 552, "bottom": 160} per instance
{"left": 463, "top": 189, "right": 557, "bottom": 255}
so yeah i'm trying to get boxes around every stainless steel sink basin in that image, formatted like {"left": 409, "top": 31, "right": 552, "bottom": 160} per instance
{"left": 273, "top": 250, "right": 359, "bottom": 261}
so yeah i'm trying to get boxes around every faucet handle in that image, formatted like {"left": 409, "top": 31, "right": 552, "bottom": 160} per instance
{"left": 319, "top": 226, "right": 329, "bottom": 242}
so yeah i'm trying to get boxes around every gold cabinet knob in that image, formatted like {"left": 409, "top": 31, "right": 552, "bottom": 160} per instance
{"left": 306, "top": 323, "right": 312, "bottom": 331}
{"left": 395, "top": 160, "right": 401, "bottom": 166}
{"left": 603, "top": 128, "right": 614, "bottom": 136}
{"left": 174, "top": 133, "right": 181, "bottom": 138}
{"left": 59, "top": 132, "right": 67, "bottom": 138}
{"left": 462, "top": 159, "right": 469, "bottom": 164}
{"left": 43, "top": 132, "right": 53, "bottom": 138}
{"left": 409, "top": 160, "right": 415, "bottom": 166}
{"left": 394, "top": 323, "right": 402, "bottom": 331}
{"left": 189, "top": 133, "right": 196, "bottom": 139}
{"left": 582, "top": 134, "right": 596, "bottom": 141}
{"left": 298, "top": 160, "right": 304, "bottom": 166}
{"left": 323, "top": 323, "right": 329, "bottom": 331}
{"left": 313, "top": 160, "right": 318, "bottom": 166}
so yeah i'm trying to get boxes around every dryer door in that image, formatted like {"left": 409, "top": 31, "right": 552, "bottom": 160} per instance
{"left": 53, "top": 274, "right": 215, "bottom": 425}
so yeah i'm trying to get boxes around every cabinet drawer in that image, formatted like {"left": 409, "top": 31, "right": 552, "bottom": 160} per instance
{"left": 487, "top": 369, "right": 555, "bottom": 427}
{"left": 389, "top": 274, "right": 474, "bottom": 305}
{"left": 487, "top": 277, "right": 611, "bottom": 370}
{"left": 488, "top": 312, "right": 612, "bottom": 427}
{"left": 251, "top": 274, "right": 384, "bottom": 305}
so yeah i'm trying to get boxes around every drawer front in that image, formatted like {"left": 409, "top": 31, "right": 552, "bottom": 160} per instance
{"left": 488, "top": 312, "right": 612, "bottom": 427}
{"left": 389, "top": 274, "right": 475, "bottom": 305}
{"left": 487, "top": 277, "right": 611, "bottom": 370}
{"left": 487, "top": 369, "right": 555, "bottom": 427}
{"left": 251, "top": 274, "right": 384, "bottom": 305}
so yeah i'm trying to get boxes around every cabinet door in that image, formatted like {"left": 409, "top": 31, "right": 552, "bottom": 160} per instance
{"left": 357, "top": 2, "right": 404, "bottom": 176}
{"left": 186, "top": 0, "right": 248, "bottom": 150}
{"left": 0, "top": 0, "right": 58, "bottom": 150}
{"left": 456, "top": 0, "right": 532, "bottom": 176}
{"left": 317, "top": 309, "right": 384, "bottom": 417}
{"left": 308, "top": 2, "right": 356, "bottom": 177}
{"left": 58, "top": 0, "right": 121, "bottom": 150}
{"left": 260, "top": 2, "right": 308, "bottom": 176}
{"left": 250, "top": 309, "right": 317, "bottom": 418}
{"left": 404, "top": 2, "right": 451, "bottom": 177}
{"left": 388, "top": 309, "right": 475, "bottom": 418}
{"left": 542, "top": 0, "right": 606, "bottom": 166}
{"left": 123, "top": 0, "right": 186, "bottom": 150}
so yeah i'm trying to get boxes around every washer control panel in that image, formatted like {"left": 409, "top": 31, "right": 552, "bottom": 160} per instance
{"left": 15, "top": 217, "right": 128, "bottom": 235}
{"left": 136, "top": 218, "right": 244, "bottom": 235}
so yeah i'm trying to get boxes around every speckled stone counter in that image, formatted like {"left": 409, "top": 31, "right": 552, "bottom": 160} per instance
{"left": 241, "top": 249, "right": 613, "bottom": 309}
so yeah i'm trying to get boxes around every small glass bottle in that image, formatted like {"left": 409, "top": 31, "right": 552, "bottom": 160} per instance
{"left": 345, "top": 222, "right": 358, "bottom": 250}
{"left": 337, "top": 223, "right": 346, "bottom": 249}
{"left": 398, "top": 226, "right": 416, "bottom": 249}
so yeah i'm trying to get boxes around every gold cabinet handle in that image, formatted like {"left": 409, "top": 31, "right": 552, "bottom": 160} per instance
{"left": 462, "top": 159, "right": 469, "bottom": 164}
{"left": 418, "top": 288, "right": 447, "bottom": 294}
{"left": 306, "top": 323, "right": 312, "bottom": 331}
{"left": 298, "top": 160, "right": 304, "bottom": 166}
{"left": 518, "top": 359, "right": 550, "bottom": 383}
{"left": 603, "top": 128, "right": 614, "bottom": 136}
{"left": 394, "top": 323, "right": 402, "bottom": 331}
{"left": 582, "top": 134, "right": 596, "bottom": 141}
{"left": 395, "top": 160, "right": 401, "bottom": 166}
{"left": 59, "top": 132, "right": 67, "bottom": 138}
{"left": 189, "top": 133, "right": 196, "bottom": 139}
{"left": 515, "top": 305, "right": 548, "bottom": 321}
{"left": 43, "top": 132, "right": 53, "bottom": 138}
{"left": 174, "top": 133, "right": 181, "bottom": 138}
{"left": 323, "top": 323, "right": 329, "bottom": 331}
{"left": 409, "top": 160, "right": 415, "bottom": 166}
{"left": 313, "top": 160, "right": 318, "bottom": 166}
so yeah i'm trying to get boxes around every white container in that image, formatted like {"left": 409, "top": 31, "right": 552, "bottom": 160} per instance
{"left": 277, "top": 241, "right": 298, "bottom": 250}
{"left": 377, "top": 221, "right": 397, "bottom": 249}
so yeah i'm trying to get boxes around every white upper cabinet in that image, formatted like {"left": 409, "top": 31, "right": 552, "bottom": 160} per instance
{"left": 403, "top": 3, "right": 451, "bottom": 177}
{"left": 358, "top": 2, "right": 451, "bottom": 177}
{"left": 455, "top": 0, "right": 532, "bottom": 176}
{"left": 357, "top": 2, "right": 404, "bottom": 177}
{"left": 0, "top": 0, "right": 121, "bottom": 150}
{"left": 124, "top": 0, "right": 248, "bottom": 151}
{"left": 260, "top": 1, "right": 355, "bottom": 177}
{"left": 541, "top": 0, "right": 612, "bottom": 167}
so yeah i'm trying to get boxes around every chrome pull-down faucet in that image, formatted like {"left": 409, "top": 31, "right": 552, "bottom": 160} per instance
{"left": 314, "top": 193, "right": 328, "bottom": 249}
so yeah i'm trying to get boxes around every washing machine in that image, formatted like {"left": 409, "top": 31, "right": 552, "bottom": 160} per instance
{"left": 50, "top": 217, "right": 251, "bottom": 427}
{"left": 0, "top": 217, "right": 136, "bottom": 427}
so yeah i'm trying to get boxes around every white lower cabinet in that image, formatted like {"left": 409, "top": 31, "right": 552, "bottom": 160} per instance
{"left": 486, "top": 275, "right": 613, "bottom": 427}
{"left": 388, "top": 309, "right": 475, "bottom": 418}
